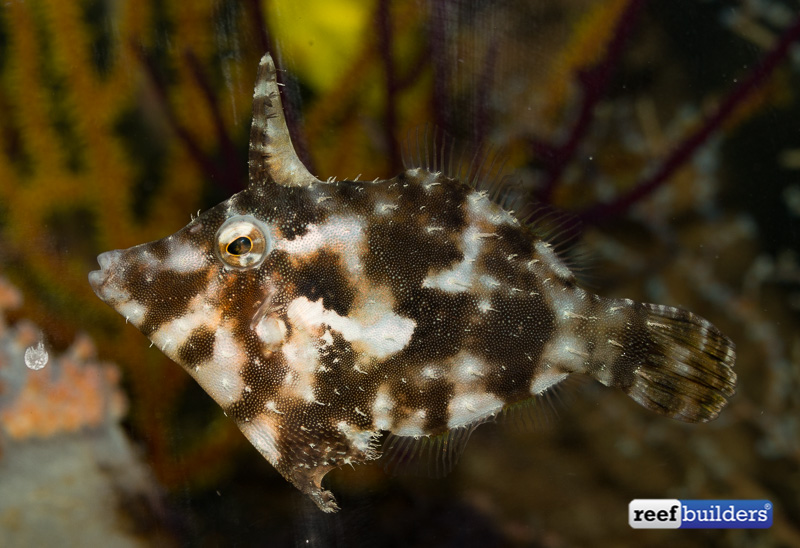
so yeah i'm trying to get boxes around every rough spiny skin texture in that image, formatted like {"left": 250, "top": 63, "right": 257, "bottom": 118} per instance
{"left": 89, "top": 53, "right": 737, "bottom": 512}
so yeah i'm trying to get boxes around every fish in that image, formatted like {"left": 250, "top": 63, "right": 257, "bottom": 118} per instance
{"left": 89, "top": 53, "right": 737, "bottom": 512}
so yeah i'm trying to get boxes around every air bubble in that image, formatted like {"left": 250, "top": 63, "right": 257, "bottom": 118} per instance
{"left": 24, "top": 340, "right": 49, "bottom": 370}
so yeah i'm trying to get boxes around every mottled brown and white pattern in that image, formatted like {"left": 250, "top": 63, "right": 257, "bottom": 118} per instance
{"left": 89, "top": 53, "right": 736, "bottom": 512}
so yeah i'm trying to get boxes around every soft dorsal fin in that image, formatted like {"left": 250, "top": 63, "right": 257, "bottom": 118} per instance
{"left": 248, "top": 53, "right": 319, "bottom": 188}
{"left": 521, "top": 202, "right": 594, "bottom": 283}
{"left": 401, "top": 125, "right": 456, "bottom": 177}
{"left": 402, "top": 125, "right": 592, "bottom": 283}
{"left": 401, "top": 125, "right": 509, "bottom": 196}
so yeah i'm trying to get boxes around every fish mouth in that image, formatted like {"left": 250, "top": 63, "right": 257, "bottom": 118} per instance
{"left": 88, "top": 269, "right": 104, "bottom": 293}
{"left": 88, "top": 249, "right": 123, "bottom": 298}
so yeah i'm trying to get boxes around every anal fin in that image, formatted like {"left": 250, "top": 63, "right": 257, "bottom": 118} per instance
{"left": 381, "top": 424, "right": 480, "bottom": 479}
{"left": 499, "top": 376, "right": 578, "bottom": 431}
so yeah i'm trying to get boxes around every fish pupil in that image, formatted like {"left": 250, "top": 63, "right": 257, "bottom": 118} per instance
{"left": 227, "top": 236, "right": 252, "bottom": 256}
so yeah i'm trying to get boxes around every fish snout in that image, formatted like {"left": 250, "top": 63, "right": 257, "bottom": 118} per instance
{"left": 97, "top": 249, "right": 122, "bottom": 270}
{"left": 88, "top": 249, "right": 123, "bottom": 296}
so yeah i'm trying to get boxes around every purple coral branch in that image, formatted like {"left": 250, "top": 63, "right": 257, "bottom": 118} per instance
{"left": 534, "top": 0, "right": 645, "bottom": 203}
{"left": 184, "top": 50, "right": 244, "bottom": 190}
{"left": 134, "top": 47, "right": 238, "bottom": 194}
{"left": 426, "top": 0, "right": 498, "bottom": 159}
{"left": 244, "top": 0, "right": 273, "bottom": 58}
{"left": 580, "top": 10, "right": 800, "bottom": 226}
{"left": 471, "top": 37, "right": 500, "bottom": 163}
{"left": 377, "top": 0, "right": 402, "bottom": 173}
{"left": 428, "top": 0, "right": 453, "bottom": 134}
{"left": 394, "top": 42, "right": 432, "bottom": 91}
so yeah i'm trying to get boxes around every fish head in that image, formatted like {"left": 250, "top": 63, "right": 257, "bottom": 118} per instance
{"left": 88, "top": 187, "right": 298, "bottom": 405}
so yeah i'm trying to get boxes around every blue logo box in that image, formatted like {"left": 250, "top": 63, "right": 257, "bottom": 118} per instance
{"left": 680, "top": 500, "right": 772, "bottom": 529}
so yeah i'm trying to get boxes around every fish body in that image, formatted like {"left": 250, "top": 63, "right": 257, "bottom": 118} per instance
{"left": 89, "top": 54, "right": 736, "bottom": 512}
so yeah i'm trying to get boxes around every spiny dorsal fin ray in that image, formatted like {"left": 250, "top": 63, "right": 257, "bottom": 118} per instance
{"left": 248, "top": 53, "right": 319, "bottom": 188}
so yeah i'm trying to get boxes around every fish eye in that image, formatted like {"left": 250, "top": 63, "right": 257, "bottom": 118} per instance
{"left": 215, "top": 215, "right": 271, "bottom": 269}
{"left": 226, "top": 236, "right": 252, "bottom": 256}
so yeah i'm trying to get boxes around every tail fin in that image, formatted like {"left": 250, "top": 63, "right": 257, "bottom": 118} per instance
{"left": 616, "top": 303, "right": 736, "bottom": 422}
